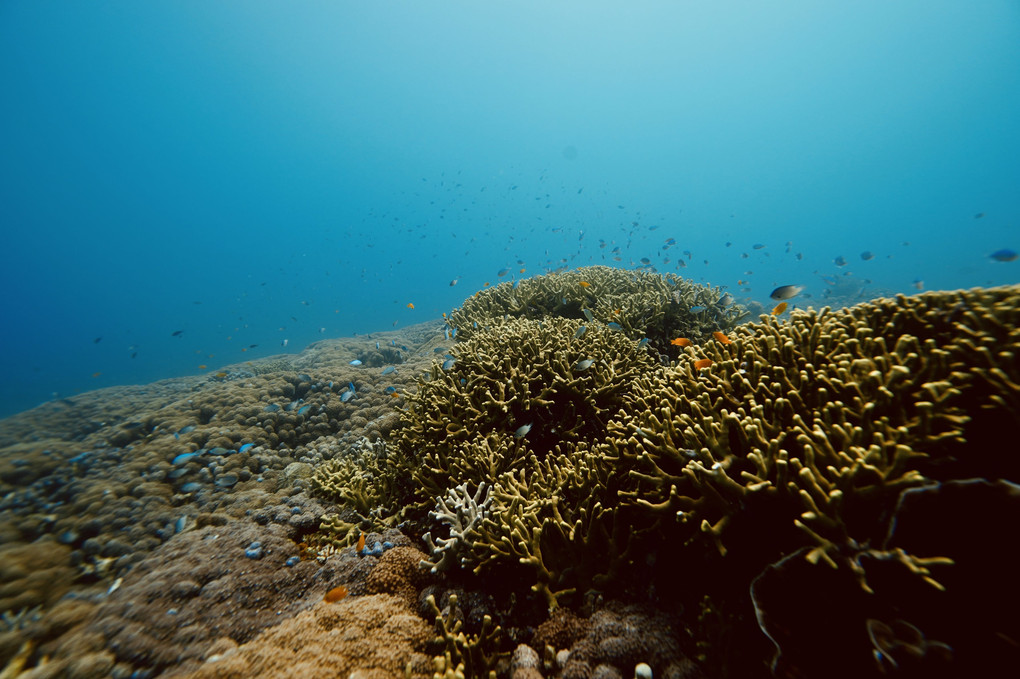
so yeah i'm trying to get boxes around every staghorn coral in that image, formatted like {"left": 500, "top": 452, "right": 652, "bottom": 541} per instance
{"left": 391, "top": 316, "right": 658, "bottom": 607}
{"left": 447, "top": 265, "right": 747, "bottom": 353}
{"left": 427, "top": 592, "right": 505, "bottom": 679}
{"left": 312, "top": 437, "right": 402, "bottom": 546}
{"left": 423, "top": 482, "right": 493, "bottom": 574}
{"left": 395, "top": 316, "right": 657, "bottom": 508}
{"left": 601, "top": 284, "right": 1020, "bottom": 674}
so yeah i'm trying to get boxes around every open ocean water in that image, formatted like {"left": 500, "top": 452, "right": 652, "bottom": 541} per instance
{"left": 0, "top": 2, "right": 1018, "bottom": 678}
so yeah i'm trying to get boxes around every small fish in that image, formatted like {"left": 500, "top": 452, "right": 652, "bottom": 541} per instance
{"left": 670, "top": 338, "right": 691, "bottom": 347}
{"left": 172, "top": 330, "right": 184, "bottom": 337}
{"left": 689, "top": 306, "right": 706, "bottom": 313}
{"left": 693, "top": 358, "right": 713, "bottom": 370}
{"left": 349, "top": 359, "right": 363, "bottom": 366}
{"left": 341, "top": 390, "right": 355, "bottom": 403}
{"left": 324, "top": 585, "right": 349, "bottom": 603}
{"left": 93, "top": 337, "right": 102, "bottom": 344}
{"left": 281, "top": 339, "right": 289, "bottom": 347}
{"left": 572, "top": 359, "right": 594, "bottom": 372}
{"left": 718, "top": 293, "right": 734, "bottom": 306}
{"left": 579, "top": 281, "right": 591, "bottom": 288}
{"left": 198, "top": 364, "right": 207, "bottom": 370}
{"left": 239, "top": 443, "right": 254, "bottom": 453}
{"left": 497, "top": 267, "right": 511, "bottom": 277}
{"left": 990, "top": 248, "right": 1018, "bottom": 262}
{"left": 860, "top": 251, "right": 875, "bottom": 261}
{"left": 381, "top": 366, "right": 396, "bottom": 375}
{"left": 752, "top": 243, "right": 766, "bottom": 249}
{"left": 771, "top": 302, "right": 788, "bottom": 315}
{"left": 574, "top": 325, "right": 587, "bottom": 339}
{"left": 406, "top": 303, "right": 415, "bottom": 309}
{"left": 449, "top": 278, "right": 459, "bottom": 286}
{"left": 583, "top": 308, "right": 595, "bottom": 322}
{"left": 770, "top": 285, "right": 804, "bottom": 300}
{"left": 912, "top": 278, "right": 924, "bottom": 290}
{"left": 637, "top": 338, "right": 649, "bottom": 348}
{"left": 442, "top": 358, "right": 456, "bottom": 370}
{"left": 514, "top": 423, "right": 533, "bottom": 438}
{"left": 357, "top": 533, "right": 366, "bottom": 552}
{"left": 607, "top": 322, "right": 623, "bottom": 331}
{"left": 834, "top": 255, "right": 847, "bottom": 267}
{"left": 384, "top": 386, "right": 397, "bottom": 394}
{"left": 713, "top": 331, "right": 732, "bottom": 344}
{"left": 297, "top": 405, "right": 312, "bottom": 415}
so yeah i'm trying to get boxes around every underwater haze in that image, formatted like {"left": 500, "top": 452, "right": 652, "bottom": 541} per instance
{"left": 1, "top": 0, "right": 1018, "bottom": 419}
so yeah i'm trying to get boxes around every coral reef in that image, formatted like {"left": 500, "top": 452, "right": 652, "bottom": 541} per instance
{"left": 447, "top": 265, "right": 748, "bottom": 354}
{"left": 1, "top": 283, "right": 1017, "bottom": 679}
{"left": 603, "top": 285, "right": 1020, "bottom": 674}
{"left": 179, "top": 593, "right": 433, "bottom": 679}
{"left": 390, "top": 316, "right": 658, "bottom": 606}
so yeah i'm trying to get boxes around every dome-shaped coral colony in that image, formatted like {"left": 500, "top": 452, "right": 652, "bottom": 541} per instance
{"left": 1, "top": 267, "right": 1017, "bottom": 678}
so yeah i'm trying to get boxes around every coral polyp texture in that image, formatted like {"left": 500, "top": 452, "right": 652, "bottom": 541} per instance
{"left": 603, "top": 284, "right": 1020, "bottom": 674}
{"left": 1, "top": 282, "right": 1018, "bottom": 679}
{"left": 447, "top": 265, "right": 748, "bottom": 352}
{"left": 390, "top": 315, "right": 658, "bottom": 606}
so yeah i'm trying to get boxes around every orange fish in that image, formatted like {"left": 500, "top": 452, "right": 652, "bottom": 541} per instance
{"left": 215, "top": 372, "right": 227, "bottom": 378}
{"left": 713, "top": 331, "right": 732, "bottom": 344}
{"left": 357, "top": 533, "right": 366, "bottom": 552}
{"left": 694, "top": 358, "right": 713, "bottom": 370}
{"left": 771, "top": 302, "right": 788, "bottom": 316}
{"left": 406, "top": 303, "right": 415, "bottom": 309}
{"left": 519, "top": 268, "right": 526, "bottom": 273}
{"left": 91, "top": 372, "right": 101, "bottom": 378}
{"left": 579, "top": 281, "right": 591, "bottom": 288}
{"left": 323, "top": 585, "right": 349, "bottom": 603}
{"left": 198, "top": 364, "right": 207, "bottom": 370}
{"left": 670, "top": 338, "right": 692, "bottom": 347}
{"left": 391, "top": 392, "right": 401, "bottom": 398}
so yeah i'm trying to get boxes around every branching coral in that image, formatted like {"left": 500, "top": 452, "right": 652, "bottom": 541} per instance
{"left": 447, "top": 265, "right": 747, "bottom": 353}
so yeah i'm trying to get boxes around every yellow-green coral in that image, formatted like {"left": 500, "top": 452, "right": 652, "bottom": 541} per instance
{"left": 606, "top": 285, "right": 1020, "bottom": 586}
{"left": 448, "top": 265, "right": 747, "bottom": 352}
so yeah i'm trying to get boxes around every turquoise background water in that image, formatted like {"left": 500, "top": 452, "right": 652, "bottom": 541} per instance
{"left": 1, "top": 0, "right": 1018, "bottom": 419}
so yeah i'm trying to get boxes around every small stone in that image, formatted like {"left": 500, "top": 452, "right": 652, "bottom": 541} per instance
{"left": 244, "top": 541, "right": 263, "bottom": 559}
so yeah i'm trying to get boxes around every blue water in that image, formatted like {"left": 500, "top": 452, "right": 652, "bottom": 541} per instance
{"left": 1, "top": 1, "right": 1018, "bottom": 419}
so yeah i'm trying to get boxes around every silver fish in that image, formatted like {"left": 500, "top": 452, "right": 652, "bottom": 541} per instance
{"left": 514, "top": 423, "right": 533, "bottom": 438}
{"left": 573, "top": 359, "right": 595, "bottom": 372}
{"left": 769, "top": 285, "right": 804, "bottom": 301}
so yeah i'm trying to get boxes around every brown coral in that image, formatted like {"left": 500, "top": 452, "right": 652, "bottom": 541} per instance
{"left": 447, "top": 265, "right": 747, "bottom": 354}
{"left": 179, "top": 593, "right": 433, "bottom": 679}
{"left": 602, "top": 285, "right": 1020, "bottom": 673}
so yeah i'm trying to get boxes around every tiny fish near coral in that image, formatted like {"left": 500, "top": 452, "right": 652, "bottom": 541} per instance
{"left": 323, "top": 585, "right": 349, "bottom": 603}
